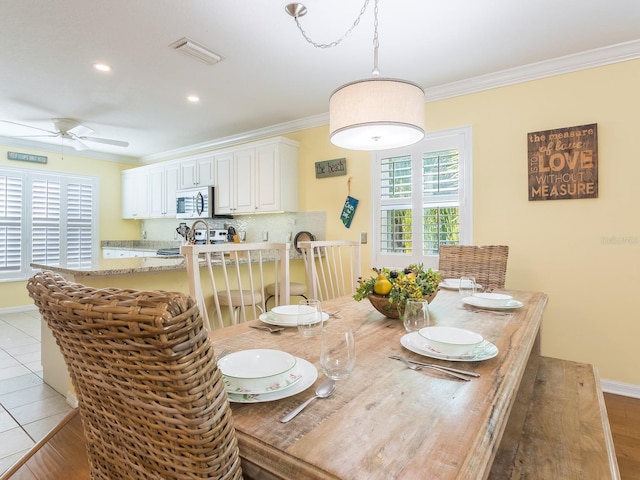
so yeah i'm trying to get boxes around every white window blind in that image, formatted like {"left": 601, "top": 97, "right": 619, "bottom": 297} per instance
{"left": 0, "top": 174, "right": 23, "bottom": 273}
{"left": 0, "top": 167, "right": 98, "bottom": 281}
{"left": 372, "top": 126, "right": 472, "bottom": 270}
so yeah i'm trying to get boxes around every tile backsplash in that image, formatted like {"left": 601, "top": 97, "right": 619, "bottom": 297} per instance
{"left": 138, "top": 212, "right": 326, "bottom": 245}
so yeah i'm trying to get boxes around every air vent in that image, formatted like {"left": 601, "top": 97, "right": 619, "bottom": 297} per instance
{"left": 170, "top": 37, "right": 223, "bottom": 65}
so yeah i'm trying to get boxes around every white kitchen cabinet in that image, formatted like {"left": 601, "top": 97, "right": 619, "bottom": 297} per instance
{"left": 214, "top": 148, "right": 255, "bottom": 214}
{"left": 103, "top": 248, "right": 157, "bottom": 258}
{"left": 121, "top": 168, "right": 149, "bottom": 219}
{"left": 214, "top": 138, "right": 298, "bottom": 215}
{"left": 148, "top": 162, "right": 180, "bottom": 217}
{"left": 255, "top": 141, "right": 298, "bottom": 213}
{"left": 179, "top": 155, "right": 215, "bottom": 189}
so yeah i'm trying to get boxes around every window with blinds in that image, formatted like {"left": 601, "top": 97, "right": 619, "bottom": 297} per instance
{"left": 0, "top": 168, "right": 98, "bottom": 281}
{"left": 372, "top": 127, "right": 472, "bottom": 269}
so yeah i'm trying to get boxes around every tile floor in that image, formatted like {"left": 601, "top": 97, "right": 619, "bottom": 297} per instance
{"left": 0, "top": 308, "right": 73, "bottom": 475}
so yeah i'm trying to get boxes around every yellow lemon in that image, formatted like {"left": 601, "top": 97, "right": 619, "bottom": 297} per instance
{"left": 373, "top": 274, "right": 392, "bottom": 295}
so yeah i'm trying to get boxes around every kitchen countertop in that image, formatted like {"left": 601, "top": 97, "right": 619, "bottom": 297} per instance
{"left": 31, "top": 256, "right": 187, "bottom": 277}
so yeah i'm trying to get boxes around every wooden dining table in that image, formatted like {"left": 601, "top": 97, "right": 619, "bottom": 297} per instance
{"left": 208, "top": 288, "right": 548, "bottom": 480}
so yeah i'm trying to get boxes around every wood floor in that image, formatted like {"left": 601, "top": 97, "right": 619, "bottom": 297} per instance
{"left": 604, "top": 393, "right": 640, "bottom": 479}
{"left": 2, "top": 393, "right": 639, "bottom": 479}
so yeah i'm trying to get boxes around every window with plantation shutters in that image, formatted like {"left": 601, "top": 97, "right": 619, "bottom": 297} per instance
{"left": 0, "top": 167, "right": 98, "bottom": 281}
{"left": 0, "top": 173, "right": 23, "bottom": 273}
{"left": 372, "top": 127, "right": 472, "bottom": 270}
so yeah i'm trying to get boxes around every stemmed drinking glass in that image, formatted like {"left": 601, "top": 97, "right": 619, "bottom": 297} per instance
{"left": 320, "top": 324, "right": 356, "bottom": 380}
{"left": 402, "top": 298, "right": 430, "bottom": 332}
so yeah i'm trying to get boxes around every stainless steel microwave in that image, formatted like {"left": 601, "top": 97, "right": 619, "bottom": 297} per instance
{"left": 175, "top": 186, "right": 214, "bottom": 219}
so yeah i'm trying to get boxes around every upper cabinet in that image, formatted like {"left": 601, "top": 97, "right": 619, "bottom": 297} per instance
{"left": 121, "top": 168, "right": 149, "bottom": 219}
{"left": 214, "top": 138, "right": 298, "bottom": 215}
{"left": 121, "top": 137, "right": 298, "bottom": 219}
{"left": 179, "top": 155, "right": 215, "bottom": 189}
{"left": 148, "top": 162, "right": 180, "bottom": 217}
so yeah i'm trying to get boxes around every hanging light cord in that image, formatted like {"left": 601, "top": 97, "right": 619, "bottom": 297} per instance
{"left": 292, "top": 0, "right": 377, "bottom": 56}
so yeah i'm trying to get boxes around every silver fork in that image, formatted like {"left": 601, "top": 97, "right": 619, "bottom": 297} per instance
{"left": 249, "top": 325, "right": 284, "bottom": 333}
{"left": 399, "top": 356, "right": 421, "bottom": 370}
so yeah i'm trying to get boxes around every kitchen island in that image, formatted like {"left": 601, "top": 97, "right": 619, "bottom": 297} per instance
{"left": 31, "top": 256, "right": 195, "bottom": 397}
{"left": 30, "top": 250, "right": 307, "bottom": 398}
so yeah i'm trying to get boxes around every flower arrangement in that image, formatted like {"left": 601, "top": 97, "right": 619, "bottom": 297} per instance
{"left": 353, "top": 264, "right": 442, "bottom": 318}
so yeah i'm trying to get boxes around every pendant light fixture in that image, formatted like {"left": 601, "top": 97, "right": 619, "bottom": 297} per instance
{"left": 286, "top": 0, "right": 425, "bottom": 151}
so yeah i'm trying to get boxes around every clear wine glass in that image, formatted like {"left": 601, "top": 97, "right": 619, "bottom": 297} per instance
{"left": 402, "top": 298, "right": 430, "bottom": 332}
{"left": 459, "top": 276, "right": 476, "bottom": 298}
{"left": 297, "top": 299, "right": 323, "bottom": 337}
{"left": 320, "top": 324, "right": 356, "bottom": 380}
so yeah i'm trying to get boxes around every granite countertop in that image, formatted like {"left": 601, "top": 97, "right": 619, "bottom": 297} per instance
{"left": 31, "top": 256, "right": 188, "bottom": 277}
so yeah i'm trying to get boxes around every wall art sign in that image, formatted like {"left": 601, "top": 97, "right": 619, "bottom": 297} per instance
{"left": 7, "top": 151, "right": 48, "bottom": 164}
{"left": 527, "top": 123, "right": 598, "bottom": 201}
{"left": 315, "top": 158, "right": 346, "bottom": 178}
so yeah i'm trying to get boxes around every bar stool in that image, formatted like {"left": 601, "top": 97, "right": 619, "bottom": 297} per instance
{"left": 265, "top": 282, "right": 306, "bottom": 309}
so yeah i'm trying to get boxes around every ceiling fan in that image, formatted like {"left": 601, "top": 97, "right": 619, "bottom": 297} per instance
{"left": 0, "top": 118, "right": 129, "bottom": 151}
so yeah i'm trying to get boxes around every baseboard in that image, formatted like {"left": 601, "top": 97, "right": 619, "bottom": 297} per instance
{"left": 66, "top": 391, "right": 79, "bottom": 409}
{"left": 601, "top": 379, "right": 640, "bottom": 399}
{"left": 0, "top": 304, "right": 38, "bottom": 315}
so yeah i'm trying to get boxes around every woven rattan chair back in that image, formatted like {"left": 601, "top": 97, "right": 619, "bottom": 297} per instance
{"left": 298, "top": 240, "right": 361, "bottom": 301}
{"left": 438, "top": 245, "right": 509, "bottom": 290}
{"left": 26, "top": 271, "right": 242, "bottom": 480}
{"left": 181, "top": 242, "right": 291, "bottom": 330}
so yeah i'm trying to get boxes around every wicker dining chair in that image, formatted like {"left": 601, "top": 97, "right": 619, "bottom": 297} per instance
{"left": 26, "top": 270, "right": 242, "bottom": 480}
{"left": 438, "top": 245, "right": 510, "bottom": 290}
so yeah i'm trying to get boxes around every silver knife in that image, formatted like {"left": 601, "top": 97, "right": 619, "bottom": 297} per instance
{"left": 389, "top": 355, "right": 480, "bottom": 378}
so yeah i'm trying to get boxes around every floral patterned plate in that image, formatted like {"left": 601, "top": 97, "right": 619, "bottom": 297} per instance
{"left": 226, "top": 358, "right": 318, "bottom": 403}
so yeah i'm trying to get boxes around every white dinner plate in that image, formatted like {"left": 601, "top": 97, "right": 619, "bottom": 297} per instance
{"left": 259, "top": 311, "right": 329, "bottom": 327}
{"left": 400, "top": 332, "right": 499, "bottom": 362}
{"left": 439, "top": 279, "right": 483, "bottom": 291}
{"left": 226, "top": 358, "right": 318, "bottom": 403}
{"left": 461, "top": 296, "right": 523, "bottom": 310}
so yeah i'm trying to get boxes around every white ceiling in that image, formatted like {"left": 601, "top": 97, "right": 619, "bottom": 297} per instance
{"left": 1, "top": 0, "right": 639, "bottom": 164}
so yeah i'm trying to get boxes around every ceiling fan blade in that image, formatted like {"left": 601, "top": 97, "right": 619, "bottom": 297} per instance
{"left": 79, "top": 136, "right": 129, "bottom": 148}
{"left": 12, "top": 134, "right": 59, "bottom": 139}
{"left": 65, "top": 137, "right": 89, "bottom": 151}
{"left": 0, "top": 120, "right": 57, "bottom": 135}
{"left": 67, "top": 124, "right": 94, "bottom": 136}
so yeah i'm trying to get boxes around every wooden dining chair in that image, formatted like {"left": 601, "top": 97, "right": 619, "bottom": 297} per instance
{"left": 25, "top": 270, "right": 242, "bottom": 480}
{"left": 181, "top": 242, "right": 291, "bottom": 330}
{"left": 438, "top": 245, "right": 509, "bottom": 290}
{"left": 298, "top": 240, "right": 361, "bottom": 301}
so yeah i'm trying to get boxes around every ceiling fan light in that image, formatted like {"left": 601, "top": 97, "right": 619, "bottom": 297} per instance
{"left": 329, "top": 78, "right": 425, "bottom": 151}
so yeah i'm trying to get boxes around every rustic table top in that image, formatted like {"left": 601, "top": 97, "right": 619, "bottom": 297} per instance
{"left": 208, "top": 288, "right": 548, "bottom": 480}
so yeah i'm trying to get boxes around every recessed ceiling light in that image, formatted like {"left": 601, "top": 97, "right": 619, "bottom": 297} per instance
{"left": 92, "top": 63, "right": 112, "bottom": 72}
{"left": 187, "top": 95, "right": 200, "bottom": 103}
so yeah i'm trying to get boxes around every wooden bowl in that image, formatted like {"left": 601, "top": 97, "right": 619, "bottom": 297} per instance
{"left": 367, "top": 291, "right": 438, "bottom": 319}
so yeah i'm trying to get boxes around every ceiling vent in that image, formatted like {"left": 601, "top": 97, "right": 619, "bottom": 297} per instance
{"left": 170, "top": 37, "right": 223, "bottom": 65}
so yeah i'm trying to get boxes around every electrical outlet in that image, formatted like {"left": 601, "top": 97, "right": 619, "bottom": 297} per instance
{"left": 360, "top": 232, "right": 367, "bottom": 244}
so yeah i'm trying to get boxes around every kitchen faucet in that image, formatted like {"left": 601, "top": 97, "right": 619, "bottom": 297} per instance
{"left": 187, "top": 219, "right": 210, "bottom": 244}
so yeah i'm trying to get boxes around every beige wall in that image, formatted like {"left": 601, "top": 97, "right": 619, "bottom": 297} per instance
{"left": 0, "top": 146, "right": 139, "bottom": 308}
{"left": 290, "top": 59, "right": 640, "bottom": 386}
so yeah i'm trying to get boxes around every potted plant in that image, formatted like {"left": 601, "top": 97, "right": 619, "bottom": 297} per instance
{"left": 353, "top": 264, "right": 442, "bottom": 319}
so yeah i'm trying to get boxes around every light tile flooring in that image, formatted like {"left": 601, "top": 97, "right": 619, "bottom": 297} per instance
{"left": 0, "top": 309, "right": 73, "bottom": 475}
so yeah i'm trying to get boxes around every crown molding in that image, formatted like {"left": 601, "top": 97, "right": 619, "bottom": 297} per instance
{"left": 425, "top": 39, "right": 640, "bottom": 102}
{"left": 141, "top": 113, "right": 329, "bottom": 163}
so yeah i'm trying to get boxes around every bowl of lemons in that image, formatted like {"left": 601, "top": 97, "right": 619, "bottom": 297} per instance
{"left": 354, "top": 265, "right": 441, "bottom": 319}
